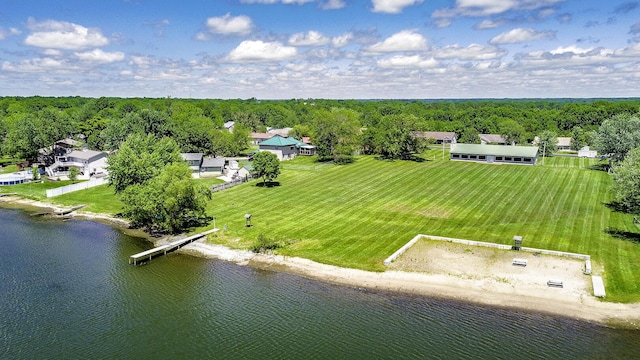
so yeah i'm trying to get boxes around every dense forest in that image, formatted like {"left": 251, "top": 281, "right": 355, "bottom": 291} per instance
{"left": 1, "top": 96, "right": 640, "bottom": 162}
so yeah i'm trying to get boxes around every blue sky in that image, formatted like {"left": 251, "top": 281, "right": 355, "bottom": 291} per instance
{"left": 1, "top": 0, "right": 639, "bottom": 99}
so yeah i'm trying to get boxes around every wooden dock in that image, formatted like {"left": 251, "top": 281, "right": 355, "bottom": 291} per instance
{"left": 129, "top": 229, "right": 217, "bottom": 265}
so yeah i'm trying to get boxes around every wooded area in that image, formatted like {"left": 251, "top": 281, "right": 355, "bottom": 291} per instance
{"left": 2, "top": 96, "right": 640, "bottom": 163}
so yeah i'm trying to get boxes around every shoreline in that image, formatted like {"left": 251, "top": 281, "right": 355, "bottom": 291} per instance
{"left": 181, "top": 241, "right": 640, "bottom": 329}
{"left": 2, "top": 195, "right": 639, "bottom": 329}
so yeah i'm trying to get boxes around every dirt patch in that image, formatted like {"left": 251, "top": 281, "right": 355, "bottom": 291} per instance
{"left": 389, "top": 239, "right": 590, "bottom": 298}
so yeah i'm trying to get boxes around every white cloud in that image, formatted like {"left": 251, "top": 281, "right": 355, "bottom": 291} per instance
{"left": 367, "top": 29, "right": 428, "bottom": 52}
{"left": 332, "top": 33, "right": 353, "bottom": 47}
{"left": 24, "top": 18, "right": 109, "bottom": 50}
{"left": 433, "top": 0, "right": 566, "bottom": 25}
{"left": 41, "top": 49, "right": 64, "bottom": 57}
{"left": 474, "top": 19, "right": 503, "bottom": 29}
{"left": 240, "top": 0, "right": 315, "bottom": 4}
{"left": 202, "top": 13, "right": 253, "bottom": 37}
{"left": 371, "top": 0, "right": 423, "bottom": 14}
{"left": 435, "top": 44, "right": 507, "bottom": 60}
{"left": 74, "top": 49, "right": 126, "bottom": 63}
{"left": 227, "top": 40, "right": 297, "bottom": 62}
{"left": 144, "top": 19, "right": 170, "bottom": 37}
{"left": 289, "top": 31, "right": 330, "bottom": 46}
{"left": 517, "top": 46, "right": 617, "bottom": 68}
{"left": 0, "top": 27, "right": 21, "bottom": 40}
{"left": 129, "top": 56, "right": 164, "bottom": 69}
{"left": 320, "top": 0, "right": 346, "bottom": 9}
{"left": 490, "top": 28, "right": 555, "bottom": 44}
{"left": 2, "top": 58, "right": 71, "bottom": 73}
{"left": 377, "top": 54, "right": 438, "bottom": 68}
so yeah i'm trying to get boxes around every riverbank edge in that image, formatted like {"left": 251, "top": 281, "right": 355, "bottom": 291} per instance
{"left": 1, "top": 196, "right": 639, "bottom": 329}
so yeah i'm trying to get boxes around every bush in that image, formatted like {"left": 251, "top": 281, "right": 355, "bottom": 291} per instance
{"left": 251, "top": 233, "right": 285, "bottom": 253}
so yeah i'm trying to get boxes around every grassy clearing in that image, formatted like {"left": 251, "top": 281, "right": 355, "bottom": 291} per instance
{"left": 4, "top": 179, "right": 77, "bottom": 200}
{"left": 0, "top": 164, "right": 19, "bottom": 174}
{"left": 51, "top": 185, "right": 123, "bottom": 215}
{"left": 201, "top": 152, "right": 640, "bottom": 302}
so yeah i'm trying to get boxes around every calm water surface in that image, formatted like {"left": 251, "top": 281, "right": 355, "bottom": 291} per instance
{"left": 0, "top": 208, "right": 638, "bottom": 359}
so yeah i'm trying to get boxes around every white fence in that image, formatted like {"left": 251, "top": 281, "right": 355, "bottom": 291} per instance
{"left": 46, "top": 177, "right": 108, "bottom": 198}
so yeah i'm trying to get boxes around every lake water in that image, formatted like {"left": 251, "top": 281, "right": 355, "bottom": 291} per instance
{"left": 1, "top": 207, "right": 638, "bottom": 359}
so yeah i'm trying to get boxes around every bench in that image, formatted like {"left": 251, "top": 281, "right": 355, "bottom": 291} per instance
{"left": 584, "top": 259, "right": 592, "bottom": 275}
{"left": 592, "top": 276, "right": 605, "bottom": 298}
{"left": 547, "top": 279, "right": 564, "bottom": 288}
{"left": 512, "top": 258, "right": 527, "bottom": 266}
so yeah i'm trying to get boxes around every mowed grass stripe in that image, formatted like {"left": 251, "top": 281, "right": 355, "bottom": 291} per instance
{"left": 204, "top": 155, "right": 640, "bottom": 302}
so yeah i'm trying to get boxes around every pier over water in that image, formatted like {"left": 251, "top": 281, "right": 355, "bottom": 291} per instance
{"left": 129, "top": 229, "right": 217, "bottom": 265}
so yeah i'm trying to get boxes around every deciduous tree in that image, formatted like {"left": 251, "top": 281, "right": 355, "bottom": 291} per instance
{"left": 311, "top": 108, "right": 360, "bottom": 163}
{"left": 594, "top": 113, "right": 640, "bottom": 164}
{"left": 252, "top": 151, "right": 281, "bottom": 185}
{"left": 106, "top": 133, "right": 183, "bottom": 193}
{"left": 612, "top": 147, "right": 640, "bottom": 213}
{"left": 121, "top": 163, "right": 211, "bottom": 233}
{"left": 363, "top": 114, "right": 424, "bottom": 159}
{"left": 537, "top": 130, "right": 558, "bottom": 157}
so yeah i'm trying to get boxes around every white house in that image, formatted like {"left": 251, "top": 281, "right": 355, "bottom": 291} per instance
{"left": 47, "top": 149, "right": 108, "bottom": 179}
{"left": 578, "top": 146, "right": 598, "bottom": 158}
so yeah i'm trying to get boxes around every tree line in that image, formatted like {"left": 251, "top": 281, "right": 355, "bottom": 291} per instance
{"left": 2, "top": 96, "right": 640, "bottom": 162}
{"left": 2, "top": 96, "right": 640, "bottom": 229}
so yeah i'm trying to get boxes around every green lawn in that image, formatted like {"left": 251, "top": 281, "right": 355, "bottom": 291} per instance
{"left": 202, "top": 153, "right": 640, "bottom": 303}
{"left": 52, "top": 184, "right": 124, "bottom": 215}
{"left": 5, "top": 179, "right": 77, "bottom": 200}
{"left": 0, "top": 164, "right": 19, "bottom": 174}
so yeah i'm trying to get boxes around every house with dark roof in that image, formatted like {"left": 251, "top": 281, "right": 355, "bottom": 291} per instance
{"left": 411, "top": 131, "right": 457, "bottom": 144}
{"left": 450, "top": 144, "right": 539, "bottom": 165}
{"left": 258, "top": 135, "right": 315, "bottom": 160}
{"left": 181, "top": 153, "right": 204, "bottom": 174}
{"left": 200, "top": 157, "right": 225, "bottom": 176}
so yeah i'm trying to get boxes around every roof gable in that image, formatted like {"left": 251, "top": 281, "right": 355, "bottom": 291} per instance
{"left": 479, "top": 134, "right": 507, "bottom": 144}
{"left": 67, "top": 150, "right": 107, "bottom": 161}
{"left": 202, "top": 157, "right": 225, "bottom": 167}
{"left": 181, "top": 153, "right": 203, "bottom": 161}
{"left": 259, "top": 135, "right": 302, "bottom": 147}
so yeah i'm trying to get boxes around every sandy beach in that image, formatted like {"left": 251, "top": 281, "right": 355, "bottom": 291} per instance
{"left": 182, "top": 240, "right": 640, "bottom": 329}
{"left": 2, "top": 195, "right": 639, "bottom": 328}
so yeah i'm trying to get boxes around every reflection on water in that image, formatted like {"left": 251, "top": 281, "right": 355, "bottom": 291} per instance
{"left": 0, "top": 208, "right": 638, "bottom": 359}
